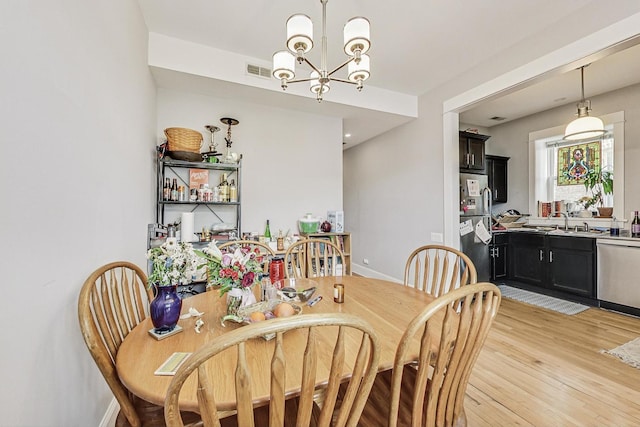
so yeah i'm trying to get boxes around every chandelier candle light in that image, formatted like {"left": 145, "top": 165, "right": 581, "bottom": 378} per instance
{"left": 564, "top": 65, "right": 605, "bottom": 141}
{"left": 272, "top": 0, "right": 371, "bottom": 102}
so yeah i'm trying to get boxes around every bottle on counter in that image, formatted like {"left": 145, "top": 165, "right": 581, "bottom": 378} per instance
{"left": 264, "top": 219, "right": 272, "bottom": 240}
{"left": 632, "top": 211, "right": 640, "bottom": 237}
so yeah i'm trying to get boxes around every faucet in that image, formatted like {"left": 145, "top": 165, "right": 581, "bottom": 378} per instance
{"left": 583, "top": 222, "right": 589, "bottom": 232}
{"left": 560, "top": 212, "right": 569, "bottom": 231}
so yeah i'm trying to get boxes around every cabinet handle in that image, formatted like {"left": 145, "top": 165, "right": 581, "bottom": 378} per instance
{"left": 549, "top": 250, "right": 553, "bottom": 263}
{"left": 466, "top": 153, "right": 470, "bottom": 165}
{"left": 495, "top": 247, "right": 499, "bottom": 257}
{"left": 471, "top": 154, "right": 475, "bottom": 165}
{"left": 539, "top": 249, "right": 543, "bottom": 261}
{"left": 494, "top": 189, "right": 498, "bottom": 198}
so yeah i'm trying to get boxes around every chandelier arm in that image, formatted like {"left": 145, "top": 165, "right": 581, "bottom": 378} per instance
{"left": 328, "top": 77, "right": 356, "bottom": 85}
{"left": 300, "top": 57, "right": 322, "bottom": 75}
{"left": 287, "top": 77, "right": 315, "bottom": 84}
{"left": 327, "top": 57, "right": 355, "bottom": 77}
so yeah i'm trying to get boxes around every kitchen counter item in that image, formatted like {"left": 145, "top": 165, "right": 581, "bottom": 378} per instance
{"left": 298, "top": 213, "right": 320, "bottom": 234}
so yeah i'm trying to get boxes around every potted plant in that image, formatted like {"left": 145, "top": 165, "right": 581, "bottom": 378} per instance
{"left": 583, "top": 167, "right": 613, "bottom": 217}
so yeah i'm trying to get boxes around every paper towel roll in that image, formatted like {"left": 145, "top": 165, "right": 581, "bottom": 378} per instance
{"left": 181, "top": 212, "right": 195, "bottom": 242}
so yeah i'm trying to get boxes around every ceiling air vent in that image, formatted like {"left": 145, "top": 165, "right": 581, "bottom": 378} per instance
{"left": 490, "top": 116, "right": 507, "bottom": 121}
{"left": 246, "top": 63, "right": 272, "bottom": 79}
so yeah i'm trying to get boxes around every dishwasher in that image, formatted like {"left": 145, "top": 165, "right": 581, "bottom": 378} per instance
{"left": 597, "top": 238, "right": 640, "bottom": 313}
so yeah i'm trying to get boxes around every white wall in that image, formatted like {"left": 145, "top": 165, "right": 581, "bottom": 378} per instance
{"left": 485, "top": 82, "right": 640, "bottom": 217}
{"left": 0, "top": 1, "right": 156, "bottom": 425}
{"left": 156, "top": 88, "right": 343, "bottom": 236}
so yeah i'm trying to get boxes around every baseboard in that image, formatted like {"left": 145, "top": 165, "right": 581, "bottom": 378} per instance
{"left": 351, "top": 263, "right": 402, "bottom": 283}
{"left": 100, "top": 398, "right": 119, "bottom": 427}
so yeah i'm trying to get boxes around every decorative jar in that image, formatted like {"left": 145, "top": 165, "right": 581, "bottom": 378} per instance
{"left": 149, "top": 284, "right": 182, "bottom": 333}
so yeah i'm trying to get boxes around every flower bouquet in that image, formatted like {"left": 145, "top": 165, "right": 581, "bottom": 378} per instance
{"left": 195, "top": 242, "right": 265, "bottom": 296}
{"left": 146, "top": 237, "right": 199, "bottom": 287}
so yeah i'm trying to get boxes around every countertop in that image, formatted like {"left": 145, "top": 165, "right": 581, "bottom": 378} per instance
{"left": 493, "top": 226, "right": 640, "bottom": 242}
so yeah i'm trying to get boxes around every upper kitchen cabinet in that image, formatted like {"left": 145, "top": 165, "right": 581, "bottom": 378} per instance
{"left": 459, "top": 131, "right": 490, "bottom": 173}
{"left": 486, "top": 155, "right": 509, "bottom": 203}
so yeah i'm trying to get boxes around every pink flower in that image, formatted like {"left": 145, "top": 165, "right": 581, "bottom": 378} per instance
{"left": 241, "top": 272, "right": 255, "bottom": 288}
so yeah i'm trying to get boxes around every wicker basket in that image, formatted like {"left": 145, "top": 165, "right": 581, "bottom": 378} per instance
{"left": 164, "top": 127, "right": 203, "bottom": 153}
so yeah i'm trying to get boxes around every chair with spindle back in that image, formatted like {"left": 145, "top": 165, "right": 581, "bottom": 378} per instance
{"left": 218, "top": 239, "right": 276, "bottom": 274}
{"left": 359, "top": 282, "right": 501, "bottom": 427}
{"left": 284, "top": 238, "right": 347, "bottom": 278}
{"left": 403, "top": 245, "right": 477, "bottom": 297}
{"left": 164, "top": 313, "right": 381, "bottom": 427}
{"left": 78, "top": 261, "right": 199, "bottom": 427}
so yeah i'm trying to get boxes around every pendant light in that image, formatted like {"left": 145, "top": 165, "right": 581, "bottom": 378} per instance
{"left": 564, "top": 65, "right": 605, "bottom": 140}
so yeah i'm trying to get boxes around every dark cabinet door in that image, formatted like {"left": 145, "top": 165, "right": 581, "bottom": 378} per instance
{"left": 509, "top": 233, "right": 545, "bottom": 287}
{"left": 547, "top": 236, "right": 596, "bottom": 297}
{"left": 486, "top": 155, "right": 509, "bottom": 203}
{"left": 490, "top": 233, "right": 508, "bottom": 280}
{"left": 459, "top": 131, "right": 489, "bottom": 173}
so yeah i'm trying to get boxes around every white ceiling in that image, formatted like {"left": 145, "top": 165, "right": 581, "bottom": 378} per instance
{"left": 137, "top": 0, "right": 637, "bottom": 146}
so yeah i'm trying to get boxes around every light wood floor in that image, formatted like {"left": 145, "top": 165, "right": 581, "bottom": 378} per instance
{"left": 466, "top": 297, "right": 640, "bottom": 427}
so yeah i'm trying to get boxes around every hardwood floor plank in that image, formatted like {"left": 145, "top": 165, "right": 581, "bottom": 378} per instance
{"left": 466, "top": 298, "right": 640, "bottom": 427}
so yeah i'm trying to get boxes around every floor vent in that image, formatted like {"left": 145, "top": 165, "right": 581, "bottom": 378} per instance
{"left": 247, "top": 63, "right": 272, "bottom": 79}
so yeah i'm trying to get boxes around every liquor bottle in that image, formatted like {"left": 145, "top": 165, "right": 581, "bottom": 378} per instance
{"left": 264, "top": 219, "right": 272, "bottom": 240}
{"left": 229, "top": 179, "right": 237, "bottom": 202}
{"left": 163, "top": 178, "right": 170, "bottom": 201}
{"left": 219, "top": 173, "right": 229, "bottom": 202}
{"left": 632, "top": 211, "right": 640, "bottom": 237}
{"left": 171, "top": 178, "right": 178, "bottom": 201}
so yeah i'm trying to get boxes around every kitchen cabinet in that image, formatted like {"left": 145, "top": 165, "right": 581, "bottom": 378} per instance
{"left": 156, "top": 157, "right": 241, "bottom": 238}
{"left": 508, "top": 231, "right": 596, "bottom": 299}
{"left": 509, "top": 232, "right": 545, "bottom": 287}
{"left": 486, "top": 155, "right": 509, "bottom": 204}
{"left": 459, "top": 131, "right": 490, "bottom": 172}
{"left": 490, "top": 233, "right": 508, "bottom": 281}
{"left": 547, "top": 236, "right": 596, "bottom": 298}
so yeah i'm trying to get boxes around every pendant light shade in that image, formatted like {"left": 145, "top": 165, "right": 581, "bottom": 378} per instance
{"left": 343, "top": 17, "right": 370, "bottom": 56}
{"left": 286, "top": 14, "right": 313, "bottom": 55}
{"left": 564, "top": 66, "right": 605, "bottom": 140}
{"left": 564, "top": 113, "right": 605, "bottom": 141}
{"left": 272, "top": 51, "right": 296, "bottom": 81}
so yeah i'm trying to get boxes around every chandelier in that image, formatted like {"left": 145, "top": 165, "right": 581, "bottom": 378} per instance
{"left": 272, "top": 0, "right": 371, "bottom": 102}
{"left": 564, "top": 65, "right": 605, "bottom": 140}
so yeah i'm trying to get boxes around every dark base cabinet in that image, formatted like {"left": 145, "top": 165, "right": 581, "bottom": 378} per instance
{"left": 506, "top": 232, "right": 597, "bottom": 300}
{"left": 547, "top": 236, "right": 596, "bottom": 298}
{"left": 509, "top": 233, "right": 545, "bottom": 287}
{"left": 490, "top": 233, "right": 508, "bottom": 281}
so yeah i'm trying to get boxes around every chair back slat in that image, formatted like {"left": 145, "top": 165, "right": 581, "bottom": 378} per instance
{"left": 165, "top": 313, "right": 380, "bottom": 427}
{"left": 404, "top": 245, "right": 478, "bottom": 296}
{"left": 297, "top": 327, "right": 319, "bottom": 426}
{"left": 235, "top": 342, "right": 255, "bottom": 427}
{"left": 196, "top": 364, "right": 220, "bottom": 427}
{"left": 269, "top": 332, "right": 286, "bottom": 426}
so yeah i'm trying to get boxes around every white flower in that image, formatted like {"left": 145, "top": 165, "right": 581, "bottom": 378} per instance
{"left": 203, "top": 242, "right": 223, "bottom": 261}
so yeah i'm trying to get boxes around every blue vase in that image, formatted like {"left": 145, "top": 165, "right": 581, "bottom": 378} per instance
{"left": 150, "top": 284, "right": 182, "bottom": 333}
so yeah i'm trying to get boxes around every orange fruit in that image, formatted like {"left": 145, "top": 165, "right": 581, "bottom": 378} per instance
{"left": 274, "top": 302, "right": 295, "bottom": 318}
{"left": 249, "top": 311, "right": 266, "bottom": 322}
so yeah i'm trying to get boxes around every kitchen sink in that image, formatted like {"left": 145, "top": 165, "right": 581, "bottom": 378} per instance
{"left": 546, "top": 229, "right": 605, "bottom": 237}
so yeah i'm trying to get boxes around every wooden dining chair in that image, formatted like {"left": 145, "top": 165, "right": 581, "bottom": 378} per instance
{"left": 358, "top": 282, "right": 501, "bottom": 427}
{"left": 164, "top": 313, "right": 381, "bottom": 427}
{"left": 78, "top": 261, "right": 200, "bottom": 427}
{"left": 403, "top": 245, "right": 477, "bottom": 297}
{"left": 218, "top": 239, "right": 276, "bottom": 273}
{"left": 78, "top": 262, "right": 155, "bottom": 427}
{"left": 283, "top": 238, "right": 347, "bottom": 278}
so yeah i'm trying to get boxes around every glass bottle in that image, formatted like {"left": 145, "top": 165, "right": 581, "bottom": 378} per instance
{"left": 171, "top": 178, "right": 178, "bottom": 201}
{"left": 229, "top": 179, "right": 238, "bottom": 202}
{"left": 163, "top": 178, "right": 170, "bottom": 201}
{"left": 632, "top": 211, "right": 640, "bottom": 237}
{"left": 219, "top": 173, "right": 229, "bottom": 202}
{"left": 264, "top": 219, "right": 272, "bottom": 240}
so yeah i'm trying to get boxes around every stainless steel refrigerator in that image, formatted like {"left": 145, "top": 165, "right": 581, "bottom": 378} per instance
{"left": 459, "top": 172, "right": 492, "bottom": 282}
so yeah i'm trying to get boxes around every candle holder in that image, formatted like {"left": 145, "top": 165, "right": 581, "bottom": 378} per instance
{"left": 203, "top": 125, "right": 221, "bottom": 163}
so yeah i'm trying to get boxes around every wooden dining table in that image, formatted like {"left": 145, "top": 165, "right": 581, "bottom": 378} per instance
{"left": 116, "top": 275, "right": 435, "bottom": 413}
